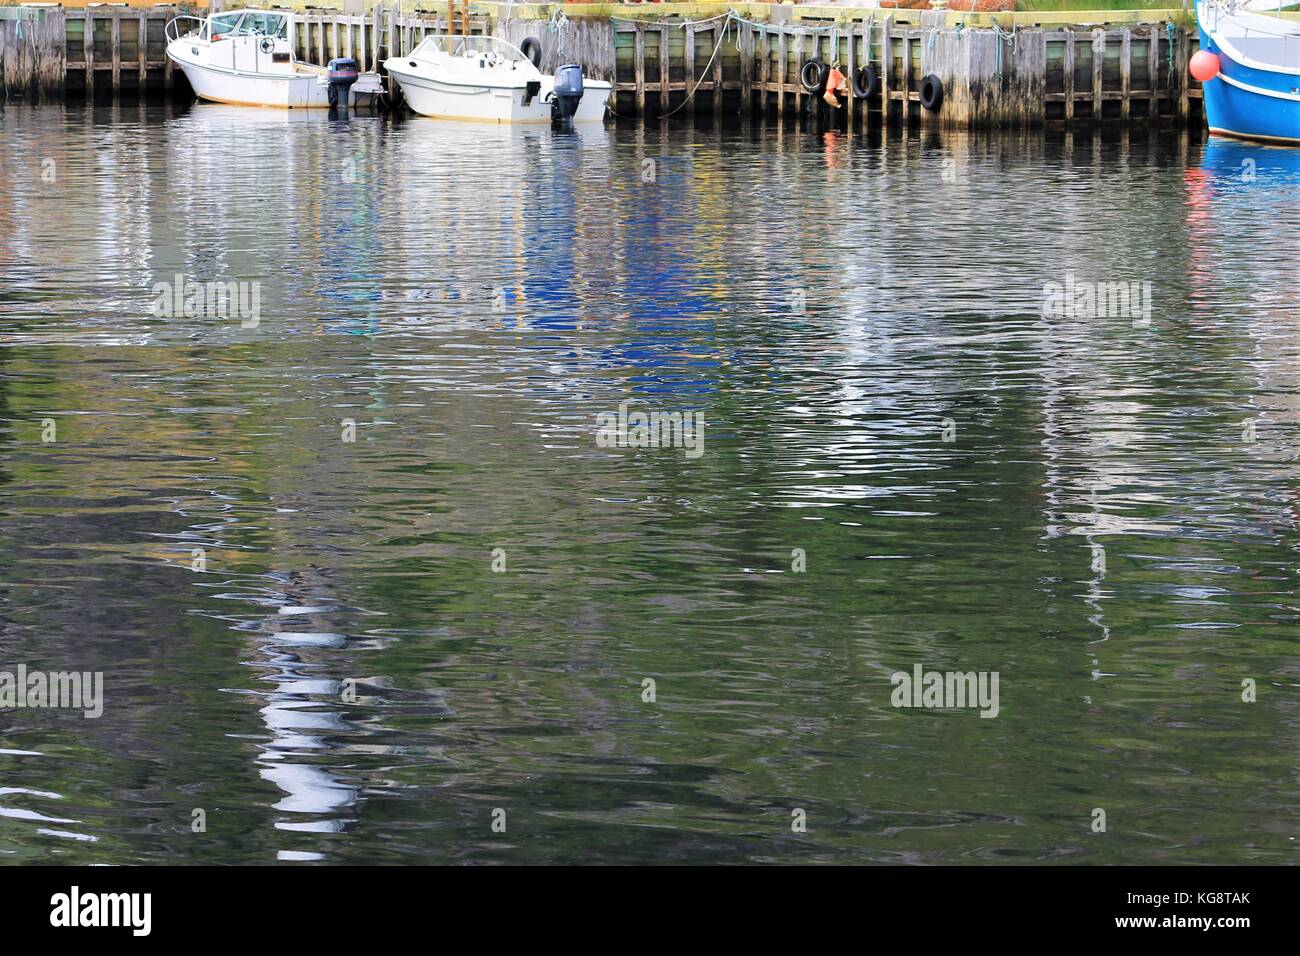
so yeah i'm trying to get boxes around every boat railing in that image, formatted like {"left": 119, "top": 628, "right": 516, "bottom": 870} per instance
{"left": 165, "top": 15, "right": 206, "bottom": 44}
{"left": 1208, "top": 0, "right": 1300, "bottom": 35}
{"left": 1204, "top": 0, "right": 1300, "bottom": 69}
{"left": 411, "top": 34, "right": 526, "bottom": 62}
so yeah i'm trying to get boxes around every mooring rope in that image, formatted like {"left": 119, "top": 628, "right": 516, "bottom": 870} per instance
{"left": 548, "top": 7, "right": 569, "bottom": 58}
{"left": 605, "top": 9, "right": 733, "bottom": 119}
{"left": 989, "top": 16, "right": 1018, "bottom": 47}
{"left": 608, "top": 11, "right": 731, "bottom": 29}
{"left": 990, "top": 16, "right": 1017, "bottom": 79}
{"left": 727, "top": 11, "right": 844, "bottom": 34}
{"left": 657, "top": 13, "right": 733, "bottom": 118}
{"left": 602, "top": 8, "right": 877, "bottom": 118}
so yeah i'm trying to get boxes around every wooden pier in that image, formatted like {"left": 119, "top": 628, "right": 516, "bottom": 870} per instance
{"left": 0, "top": 3, "right": 1206, "bottom": 130}
{"left": 607, "top": 10, "right": 1202, "bottom": 128}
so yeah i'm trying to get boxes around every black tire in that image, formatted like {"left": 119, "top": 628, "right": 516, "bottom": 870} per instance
{"left": 520, "top": 36, "right": 543, "bottom": 69}
{"left": 377, "top": 83, "right": 403, "bottom": 114}
{"left": 800, "top": 59, "right": 828, "bottom": 93}
{"left": 852, "top": 64, "right": 878, "bottom": 99}
{"left": 919, "top": 73, "right": 944, "bottom": 112}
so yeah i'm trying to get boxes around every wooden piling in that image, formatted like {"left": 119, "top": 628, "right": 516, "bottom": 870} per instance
{"left": 137, "top": 11, "right": 146, "bottom": 90}
{"left": 776, "top": 29, "right": 786, "bottom": 118}
{"left": 1063, "top": 32, "right": 1075, "bottom": 123}
{"left": 1176, "top": 24, "right": 1190, "bottom": 124}
{"left": 711, "top": 22, "right": 723, "bottom": 121}
{"left": 1092, "top": 29, "right": 1103, "bottom": 121}
{"left": 110, "top": 11, "right": 120, "bottom": 95}
{"left": 84, "top": 7, "right": 94, "bottom": 98}
{"left": 846, "top": 21, "right": 857, "bottom": 131}
{"left": 881, "top": 16, "right": 892, "bottom": 124}
{"left": 1120, "top": 29, "right": 1131, "bottom": 122}
{"left": 634, "top": 24, "right": 645, "bottom": 116}
{"left": 739, "top": 20, "right": 752, "bottom": 114}
{"left": 1149, "top": 25, "right": 1160, "bottom": 125}
{"left": 659, "top": 24, "right": 668, "bottom": 115}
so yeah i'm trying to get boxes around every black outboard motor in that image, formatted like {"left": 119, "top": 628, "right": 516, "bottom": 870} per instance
{"left": 550, "top": 64, "right": 584, "bottom": 129}
{"left": 327, "top": 57, "right": 359, "bottom": 108}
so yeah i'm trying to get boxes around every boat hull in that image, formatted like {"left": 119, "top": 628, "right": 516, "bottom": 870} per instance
{"left": 1199, "top": 30, "right": 1300, "bottom": 143}
{"left": 1196, "top": 4, "right": 1300, "bottom": 145}
{"left": 168, "top": 41, "right": 378, "bottom": 109}
{"left": 387, "top": 67, "right": 610, "bottom": 124}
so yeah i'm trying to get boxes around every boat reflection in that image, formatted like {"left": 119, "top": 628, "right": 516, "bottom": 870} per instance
{"left": 1199, "top": 135, "right": 1300, "bottom": 186}
{"left": 235, "top": 569, "right": 359, "bottom": 846}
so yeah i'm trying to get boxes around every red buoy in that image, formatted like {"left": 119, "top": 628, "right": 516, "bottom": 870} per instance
{"left": 1190, "top": 50, "right": 1221, "bottom": 83}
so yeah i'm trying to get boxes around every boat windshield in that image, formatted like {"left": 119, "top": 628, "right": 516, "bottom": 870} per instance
{"left": 413, "top": 35, "right": 529, "bottom": 62}
{"left": 208, "top": 11, "right": 288, "bottom": 40}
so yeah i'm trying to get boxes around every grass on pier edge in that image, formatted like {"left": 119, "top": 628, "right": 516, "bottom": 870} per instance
{"left": 1019, "top": 0, "right": 1296, "bottom": 8}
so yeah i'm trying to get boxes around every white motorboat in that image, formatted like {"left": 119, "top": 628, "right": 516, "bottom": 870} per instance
{"left": 166, "top": 9, "right": 383, "bottom": 109}
{"left": 383, "top": 35, "right": 610, "bottom": 125}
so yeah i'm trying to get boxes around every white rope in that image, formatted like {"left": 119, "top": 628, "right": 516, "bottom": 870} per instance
{"left": 610, "top": 10, "right": 846, "bottom": 35}
{"left": 608, "top": 12, "right": 731, "bottom": 29}
{"left": 658, "top": 14, "right": 732, "bottom": 118}
{"left": 727, "top": 11, "right": 844, "bottom": 34}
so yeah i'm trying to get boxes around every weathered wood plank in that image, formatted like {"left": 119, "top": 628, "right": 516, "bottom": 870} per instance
{"left": 881, "top": 16, "right": 892, "bottom": 124}
{"left": 88, "top": 9, "right": 98, "bottom": 97}
{"left": 1176, "top": 24, "right": 1190, "bottom": 123}
{"left": 137, "top": 12, "right": 147, "bottom": 89}
{"left": 847, "top": 21, "right": 857, "bottom": 130}
{"left": 635, "top": 24, "right": 645, "bottom": 116}
{"left": 111, "top": 12, "right": 120, "bottom": 94}
{"left": 659, "top": 25, "right": 669, "bottom": 114}
{"left": 740, "top": 21, "right": 752, "bottom": 114}
{"left": 1092, "top": 29, "right": 1104, "bottom": 120}
{"left": 1121, "top": 29, "right": 1131, "bottom": 121}
{"left": 712, "top": 22, "right": 723, "bottom": 120}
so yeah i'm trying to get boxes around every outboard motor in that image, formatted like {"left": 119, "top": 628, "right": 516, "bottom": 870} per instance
{"left": 550, "top": 64, "right": 584, "bottom": 129}
{"left": 327, "top": 57, "right": 359, "bottom": 108}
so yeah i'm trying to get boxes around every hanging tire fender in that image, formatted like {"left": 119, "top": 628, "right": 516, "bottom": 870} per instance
{"left": 800, "top": 59, "right": 828, "bottom": 93}
{"left": 520, "top": 36, "right": 543, "bottom": 69}
{"left": 852, "top": 64, "right": 878, "bottom": 99}
{"left": 919, "top": 73, "right": 944, "bottom": 112}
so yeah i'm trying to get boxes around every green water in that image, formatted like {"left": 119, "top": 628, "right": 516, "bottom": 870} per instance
{"left": 0, "top": 104, "right": 1296, "bottom": 864}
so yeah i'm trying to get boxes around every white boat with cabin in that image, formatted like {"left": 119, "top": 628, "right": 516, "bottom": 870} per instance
{"left": 383, "top": 35, "right": 610, "bottom": 125}
{"left": 166, "top": 9, "right": 383, "bottom": 109}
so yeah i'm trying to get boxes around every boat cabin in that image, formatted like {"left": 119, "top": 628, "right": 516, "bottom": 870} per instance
{"left": 405, "top": 35, "right": 542, "bottom": 77}
{"left": 204, "top": 11, "right": 290, "bottom": 44}
{"left": 168, "top": 9, "right": 300, "bottom": 75}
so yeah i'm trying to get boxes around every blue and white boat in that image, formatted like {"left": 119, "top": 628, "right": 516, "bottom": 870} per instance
{"left": 1196, "top": 0, "right": 1300, "bottom": 144}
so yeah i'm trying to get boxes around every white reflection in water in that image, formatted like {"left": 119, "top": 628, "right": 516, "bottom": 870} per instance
{"left": 246, "top": 572, "right": 359, "bottom": 836}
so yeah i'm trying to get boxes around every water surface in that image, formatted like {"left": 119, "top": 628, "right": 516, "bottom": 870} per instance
{"left": 0, "top": 104, "right": 1298, "bottom": 864}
